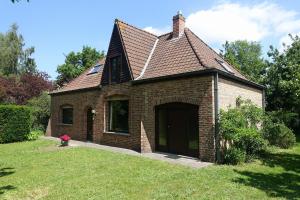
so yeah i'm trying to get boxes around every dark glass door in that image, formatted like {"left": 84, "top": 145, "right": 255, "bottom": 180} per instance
{"left": 86, "top": 108, "right": 93, "bottom": 141}
{"left": 155, "top": 103, "right": 199, "bottom": 157}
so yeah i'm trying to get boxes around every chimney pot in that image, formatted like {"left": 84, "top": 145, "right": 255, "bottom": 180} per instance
{"left": 173, "top": 11, "right": 185, "bottom": 38}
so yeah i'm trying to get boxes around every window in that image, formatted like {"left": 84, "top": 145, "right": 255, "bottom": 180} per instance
{"left": 110, "top": 56, "right": 121, "bottom": 83}
{"left": 62, "top": 107, "right": 73, "bottom": 124}
{"left": 108, "top": 100, "right": 129, "bottom": 133}
{"left": 88, "top": 64, "right": 102, "bottom": 75}
{"left": 216, "top": 59, "right": 233, "bottom": 73}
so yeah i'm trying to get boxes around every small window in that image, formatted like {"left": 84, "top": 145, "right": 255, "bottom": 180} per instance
{"left": 88, "top": 64, "right": 102, "bottom": 75}
{"left": 108, "top": 100, "right": 129, "bottom": 133}
{"left": 110, "top": 56, "right": 121, "bottom": 83}
{"left": 62, "top": 107, "right": 73, "bottom": 124}
{"left": 216, "top": 59, "right": 233, "bottom": 73}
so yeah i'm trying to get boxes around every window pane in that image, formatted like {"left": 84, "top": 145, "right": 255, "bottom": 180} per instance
{"left": 110, "top": 56, "right": 121, "bottom": 83}
{"left": 158, "top": 109, "right": 167, "bottom": 146}
{"left": 109, "top": 100, "right": 129, "bottom": 133}
{"left": 62, "top": 108, "right": 73, "bottom": 124}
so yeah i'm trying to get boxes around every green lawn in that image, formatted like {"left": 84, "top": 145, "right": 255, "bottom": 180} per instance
{"left": 0, "top": 138, "right": 299, "bottom": 200}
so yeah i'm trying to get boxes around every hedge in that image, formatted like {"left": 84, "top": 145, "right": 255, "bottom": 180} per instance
{"left": 0, "top": 105, "right": 31, "bottom": 143}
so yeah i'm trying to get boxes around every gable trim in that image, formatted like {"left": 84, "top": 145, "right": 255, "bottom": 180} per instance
{"left": 115, "top": 20, "right": 134, "bottom": 80}
{"left": 136, "top": 38, "right": 159, "bottom": 80}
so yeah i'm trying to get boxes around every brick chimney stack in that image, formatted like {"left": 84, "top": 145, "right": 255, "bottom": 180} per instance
{"left": 173, "top": 11, "right": 185, "bottom": 38}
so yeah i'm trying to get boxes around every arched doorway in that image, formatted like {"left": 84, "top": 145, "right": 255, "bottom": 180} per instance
{"left": 155, "top": 103, "right": 199, "bottom": 157}
{"left": 86, "top": 107, "right": 93, "bottom": 142}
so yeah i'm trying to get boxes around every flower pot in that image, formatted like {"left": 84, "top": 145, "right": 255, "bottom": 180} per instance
{"left": 61, "top": 140, "right": 69, "bottom": 146}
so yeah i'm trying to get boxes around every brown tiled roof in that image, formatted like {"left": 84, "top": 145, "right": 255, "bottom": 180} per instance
{"left": 116, "top": 20, "right": 158, "bottom": 79}
{"left": 139, "top": 29, "right": 247, "bottom": 80}
{"left": 140, "top": 32, "right": 204, "bottom": 79}
{"left": 50, "top": 58, "right": 105, "bottom": 94}
{"left": 52, "top": 19, "right": 251, "bottom": 94}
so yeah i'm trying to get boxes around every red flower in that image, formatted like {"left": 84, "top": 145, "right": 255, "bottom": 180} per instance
{"left": 60, "top": 134, "right": 71, "bottom": 142}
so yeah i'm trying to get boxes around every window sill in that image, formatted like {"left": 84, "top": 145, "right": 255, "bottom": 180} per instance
{"left": 104, "top": 131, "right": 130, "bottom": 136}
{"left": 57, "top": 123, "right": 73, "bottom": 126}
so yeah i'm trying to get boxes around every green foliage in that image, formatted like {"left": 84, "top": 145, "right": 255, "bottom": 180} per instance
{"left": 220, "top": 40, "right": 266, "bottom": 83}
{"left": 263, "top": 122, "right": 296, "bottom": 149}
{"left": 0, "top": 105, "right": 31, "bottom": 143}
{"left": 26, "top": 130, "right": 43, "bottom": 141}
{"left": 56, "top": 46, "right": 105, "bottom": 86}
{"left": 27, "top": 92, "right": 50, "bottom": 131}
{"left": 224, "top": 147, "right": 246, "bottom": 165}
{"left": 264, "top": 34, "right": 300, "bottom": 132}
{"left": 234, "top": 128, "right": 267, "bottom": 160}
{"left": 220, "top": 98, "right": 266, "bottom": 164}
{"left": 0, "top": 24, "right": 36, "bottom": 76}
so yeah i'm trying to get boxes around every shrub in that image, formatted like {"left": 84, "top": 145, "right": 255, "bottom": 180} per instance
{"left": 263, "top": 122, "right": 296, "bottom": 148}
{"left": 224, "top": 148, "right": 246, "bottom": 165}
{"left": 0, "top": 105, "right": 31, "bottom": 143}
{"left": 234, "top": 128, "right": 267, "bottom": 161}
{"left": 27, "top": 92, "right": 50, "bottom": 131}
{"left": 220, "top": 98, "right": 267, "bottom": 164}
{"left": 26, "top": 130, "right": 43, "bottom": 141}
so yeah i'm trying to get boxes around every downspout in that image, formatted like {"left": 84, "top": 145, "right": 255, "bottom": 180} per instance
{"left": 214, "top": 72, "right": 220, "bottom": 163}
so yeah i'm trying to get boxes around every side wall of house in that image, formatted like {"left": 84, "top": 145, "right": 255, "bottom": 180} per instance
{"left": 218, "top": 77, "right": 263, "bottom": 110}
{"left": 134, "top": 76, "right": 216, "bottom": 162}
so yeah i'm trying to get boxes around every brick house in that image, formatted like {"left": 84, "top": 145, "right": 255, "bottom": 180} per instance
{"left": 49, "top": 13, "right": 264, "bottom": 162}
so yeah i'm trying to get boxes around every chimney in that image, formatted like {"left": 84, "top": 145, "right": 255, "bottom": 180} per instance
{"left": 173, "top": 11, "right": 185, "bottom": 38}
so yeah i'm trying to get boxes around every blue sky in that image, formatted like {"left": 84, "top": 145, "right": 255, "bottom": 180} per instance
{"left": 1, "top": 0, "right": 300, "bottom": 79}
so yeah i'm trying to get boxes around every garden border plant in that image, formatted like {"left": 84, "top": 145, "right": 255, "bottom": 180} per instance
{"left": 219, "top": 97, "right": 295, "bottom": 165}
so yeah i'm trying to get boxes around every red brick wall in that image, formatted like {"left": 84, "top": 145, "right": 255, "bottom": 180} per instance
{"left": 50, "top": 75, "right": 216, "bottom": 162}
{"left": 133, "top": 76, "right": 215, "bottom": 162}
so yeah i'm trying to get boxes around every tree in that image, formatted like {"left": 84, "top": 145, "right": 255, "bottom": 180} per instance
{"left": 0, "top": 24, "right": 37, "bottom": 76}
{"left": 264, "top": 34, "right": 300, "bottom": 132}
{"left": 220, "top": 40, "right": 266, "bottom": 83}
{"left": 56, "top": 46, "right": 105, "bottom": 86}
{"left": 0, "top": 72, "right": 53, "bottom": 105}
{"left": 27, "top": 92, "right": 50, "bottom": 131}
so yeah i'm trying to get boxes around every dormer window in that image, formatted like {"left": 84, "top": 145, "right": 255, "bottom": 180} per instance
{"left": 88, "top": 64, "right": 102, "bottom": 75}
{"left": 216, "top": 59, "right": 233, "bottom": 73}
{"left": 110, "top": 56, "right": 121, "bottom": 83}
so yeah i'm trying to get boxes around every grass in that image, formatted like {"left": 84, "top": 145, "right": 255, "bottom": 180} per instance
{"left": 0, "top": 137, "right": 299, "bottom": 200}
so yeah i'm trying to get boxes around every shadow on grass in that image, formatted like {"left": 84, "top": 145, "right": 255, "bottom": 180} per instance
{"left": 233, "top": 147, "right": 300, "bottom": 199}
{"left": 0, "top": 168, "right": 15, "bottom": 177}
{"left": 0, "top": 185, "right": 16, "bottom": 195}
{"left": 0, "top": 168, "right": 16, "bottom": 195}
{"left": 234, "top": 170, "right": 300, "bottom": 199}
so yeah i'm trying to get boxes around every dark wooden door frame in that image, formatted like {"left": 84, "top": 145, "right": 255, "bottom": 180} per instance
{"left": 155, "top": 102, "right": 199, "bottom": 157}
{"left": 86, "top": 107, "right": 93, "bottom": 142}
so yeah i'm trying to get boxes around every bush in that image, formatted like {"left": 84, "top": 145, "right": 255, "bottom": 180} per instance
{"left": 224, "top": 148, "right": 246, "bottom": 165}
{"left": 263, "top": 122, "right": 296, "bottom": 148}
{"left": 220, "top": 98, "right": 267, "bottom": 164}
{"left": 26, "top": 130, "right": 43, "bottom": 141}
{"left": 27, "top": 92, "right": 50, "bottom": 131}
{"left": 0, "top": 105, "right": 31, "bottom": 143}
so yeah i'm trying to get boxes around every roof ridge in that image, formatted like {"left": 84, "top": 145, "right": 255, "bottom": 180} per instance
{"left": 185, "top": 28, "right": 246, "bottom": 77}
{"left": 158, "top": 31, "right": 172, "bottom": 38}
{"left": 115, "top": 19, "right": 158, "bottom": 38}
{"left": 184, "top": 28, "right": 208, "bottom": 68}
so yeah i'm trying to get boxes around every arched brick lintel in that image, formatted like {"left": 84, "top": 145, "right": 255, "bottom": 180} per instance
{"left": 152, "top": 96, "right": 200, "bottom": 108}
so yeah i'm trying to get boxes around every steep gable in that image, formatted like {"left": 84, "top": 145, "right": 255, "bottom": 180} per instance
{"left": 116, "top": 20, "right": 158, "bottom": 79}
{"left": 101, "top": 23, "right": 132, "bottom": 85}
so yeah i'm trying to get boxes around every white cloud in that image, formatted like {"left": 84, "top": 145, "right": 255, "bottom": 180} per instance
{"left": 185, "top": 2, "right": 300, "bottom": 45}
{"left": 143, "top": 26, "right": 170, "bottom": 35}
{"left": 279, "top": 32, "right": 300, "bottom": 52}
